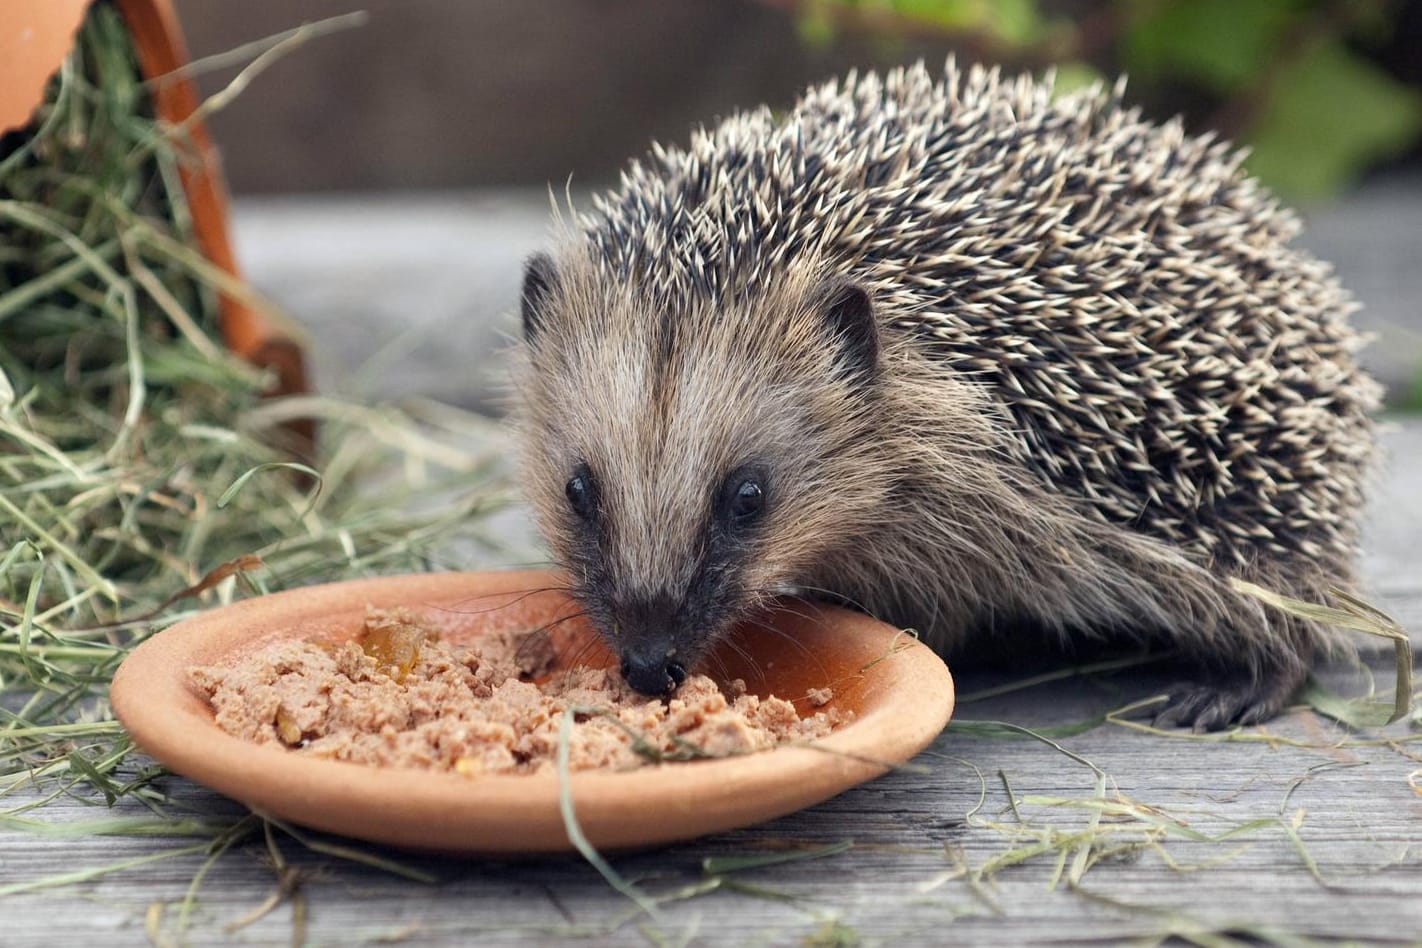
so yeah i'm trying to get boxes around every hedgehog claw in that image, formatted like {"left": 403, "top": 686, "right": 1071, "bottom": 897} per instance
{"left": 1149, "top": 667, "right": 1301, "bottom": 732}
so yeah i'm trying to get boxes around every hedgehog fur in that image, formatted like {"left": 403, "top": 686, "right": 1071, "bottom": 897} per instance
{"left": 515, "top": 60, "right": 1381, "bottom": 730}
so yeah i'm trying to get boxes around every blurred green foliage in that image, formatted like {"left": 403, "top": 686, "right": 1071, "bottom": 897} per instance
{"left": 790, "top": 0, "right": 1422, "bottom": 200}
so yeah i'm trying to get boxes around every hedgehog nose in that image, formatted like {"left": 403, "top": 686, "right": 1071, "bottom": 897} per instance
{"left": 615, "top": 593, "right": 688, "bottom": 696}
{"left": 619, "top": 653, "right": 688, "bottom": 696}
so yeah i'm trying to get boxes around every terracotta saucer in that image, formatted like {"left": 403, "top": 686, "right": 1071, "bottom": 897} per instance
{"left": 111, "top": 569, "right": 954, "bottom": 853}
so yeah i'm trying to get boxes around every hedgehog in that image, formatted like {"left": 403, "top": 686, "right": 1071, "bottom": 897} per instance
{"left": 512, "top": 60, "right": 1380, "bottom": 731}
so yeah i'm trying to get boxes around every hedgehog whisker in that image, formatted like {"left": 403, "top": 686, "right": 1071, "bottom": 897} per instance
{"left": 433, "top": 584, "right": 583, "bottom": 622}
{"left": 737, "top": 614, "right": 836, "bottom": 691}
{"left": 712, "top": 632, "right": 768, "bottom": 690}
{"left": 558, "top": 634, "right": 605, "bottom": 673}
{"left": 772, "top": 582, "right": 881, "bottom": 620}
{"left": 703, "top": 649, "right": 735, "bottom": 687}
{"left": 527, "top": 609, "right": 592, "bottom": 642}
{"left": 738, "top": 612, "right": 823, "bottom": 669}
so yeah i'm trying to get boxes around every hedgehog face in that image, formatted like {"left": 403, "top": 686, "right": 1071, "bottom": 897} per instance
{"left": 516, "top": 254, "right": 893, "bottom": 695}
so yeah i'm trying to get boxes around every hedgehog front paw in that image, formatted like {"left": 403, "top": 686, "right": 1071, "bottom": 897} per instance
{"left": 1149, "top": 663, "right": 1305, "bottom": 732}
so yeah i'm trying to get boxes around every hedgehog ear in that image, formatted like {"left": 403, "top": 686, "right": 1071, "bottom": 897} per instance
{"left": 814, "top": 279, "right": 878, "bottom": 381}
{"left": 521, "top": 253, "right": 559, "bottom": 344}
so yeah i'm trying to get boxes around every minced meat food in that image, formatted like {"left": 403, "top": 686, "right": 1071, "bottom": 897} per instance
{"left": 191, "top": 607, "right": 848, "bottom": 775}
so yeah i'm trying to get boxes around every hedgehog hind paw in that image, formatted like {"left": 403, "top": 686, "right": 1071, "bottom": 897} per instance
{"left": 1148, "top": 665, "right": 1304, "bottom": 732}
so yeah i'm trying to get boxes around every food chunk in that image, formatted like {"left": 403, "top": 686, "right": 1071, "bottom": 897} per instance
{"left": 192, "top": 608, "right": 848, "bottom": 775}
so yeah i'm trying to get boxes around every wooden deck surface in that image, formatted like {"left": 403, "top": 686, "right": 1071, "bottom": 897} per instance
{"left": 3, "top": 193, "right": 1421, "bottom": 946}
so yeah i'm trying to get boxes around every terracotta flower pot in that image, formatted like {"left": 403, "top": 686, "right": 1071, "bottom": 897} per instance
{"left": 0, "top": 0, "right": 91, "bottom": 133}
{"left": 1, "top": 0, "right": 308, "bottom": 403}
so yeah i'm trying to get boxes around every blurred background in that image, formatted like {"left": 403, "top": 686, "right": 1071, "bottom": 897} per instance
{"left": 177, "top": 0, "right": 1422, "bottom": 197}
{"left": 170, "top": 0, "right": 1422, "bottom": 407}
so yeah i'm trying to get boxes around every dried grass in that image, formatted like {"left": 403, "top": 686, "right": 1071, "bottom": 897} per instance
{"left": 0, "top": 1, "right": 508, "bottom": 833}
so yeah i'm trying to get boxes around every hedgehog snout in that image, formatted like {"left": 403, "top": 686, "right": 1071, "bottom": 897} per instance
{"left": 619, "top": 652, "right": 688, "bottom": 697}
{"left": 611, "top": 591, "right": 697, "bottom": 697}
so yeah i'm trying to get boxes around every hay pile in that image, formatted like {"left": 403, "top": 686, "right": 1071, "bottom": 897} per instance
{"left": 0, "top": 2, "right": 506, "bottom": 799}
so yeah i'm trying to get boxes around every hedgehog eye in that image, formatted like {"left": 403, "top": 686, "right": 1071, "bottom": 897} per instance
{"left": 565, "top": 466, "right": 597, "bottom": 521}
{"left": 720, "top": 465, "right": 767, "bottom": 528}
{"left": 730, "top": 480, "right": 764, "bottom": 523}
